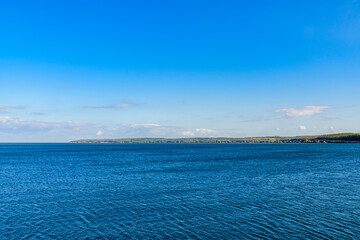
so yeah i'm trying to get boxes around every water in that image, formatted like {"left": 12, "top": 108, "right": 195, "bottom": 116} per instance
{"left": 0, "top": 144, "right": 359, "bottom": 239}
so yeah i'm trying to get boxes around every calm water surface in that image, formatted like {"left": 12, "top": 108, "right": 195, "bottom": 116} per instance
{"left": 0, "top": 144, "right": 359, "bottom": 239}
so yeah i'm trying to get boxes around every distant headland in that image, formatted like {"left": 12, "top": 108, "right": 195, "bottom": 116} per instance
{"left": 70, "top": 133, "right": 360, "bottom": 144}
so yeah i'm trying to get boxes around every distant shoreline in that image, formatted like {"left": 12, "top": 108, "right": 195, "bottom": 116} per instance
{"left": 70, "top": 133, "right": 360, "bottom": 144}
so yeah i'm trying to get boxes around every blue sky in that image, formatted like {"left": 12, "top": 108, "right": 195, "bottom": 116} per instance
{"left": 1, "top": 0, "right": 360, "bottom": 142}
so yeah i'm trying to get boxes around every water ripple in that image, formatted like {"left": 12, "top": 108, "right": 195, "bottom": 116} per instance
{"left": 0, "top": 143, "right": 359, "bottom": 239}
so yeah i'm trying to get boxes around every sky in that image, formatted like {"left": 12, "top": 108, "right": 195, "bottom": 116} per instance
{"left": 1, "top": 0, "right": 360, "bottom": 142}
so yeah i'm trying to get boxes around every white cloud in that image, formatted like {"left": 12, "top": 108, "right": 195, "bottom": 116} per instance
{"left": 276, "top": 128, "right": 280, "bottom": 131}
{"left": 181, "top": 131, "right": 195, "bottom": 136}
{"left": 275, "top": 106, "right": 331, "bottom": 117}
{"left": 299, "top": 125, "right": 307, "bottom": 130}
{"left": 0, "top": 116, "right": 12, "bottom": 123}
{"left": 181, "top": 128, "right": 216, "bottom": 137}
{"left": 96, "top": 130, "right": 103, "bottom": 136}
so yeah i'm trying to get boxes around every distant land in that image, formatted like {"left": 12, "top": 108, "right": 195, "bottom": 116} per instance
{"left": 70, "top": 133, "right": 360, "bottom": 144}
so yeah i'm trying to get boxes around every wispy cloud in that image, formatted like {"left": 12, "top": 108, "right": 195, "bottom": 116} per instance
{"left": 0, "top": 116, "right": 88, "bottom": 133}
{"left": 117, "top": 124, "right": 182, "bottom": 137}
{"left": 130, "top": 123, "right": 160, "bottom": 128}
{"left": 0, "top": 114, "right": 221, "bottom": 141}
{"left": 0, "top": 116, "right": 98, "bottom": 142}
{"left": 0, "top": 116, "right": 193, "bottom": 141}
{"left": 275, "top": 106, "right": 331, "bottom": 117}
{"left": 195, "top": 128, "right": 216, "bottom": 134}
{"left": 181, "top": 128, "right": 217, "bottom": 137}
{"left": 181, "top": 131, "right": 195, "bottom": 136}
{"left": 30, "top": 112, "right": 46, "bottom": 116}
{"left": 84, "top": 103, "right": 136, "bottom": 109}
{"left": 239, "top": 116, "right": 275, "bottom": 123}
{"left": 0, "top": 104, "right": 25, "bottom": 110}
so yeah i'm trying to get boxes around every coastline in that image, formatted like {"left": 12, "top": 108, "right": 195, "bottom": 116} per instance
{"left": 69, "top": 133, "right": 360, "bottom": 144}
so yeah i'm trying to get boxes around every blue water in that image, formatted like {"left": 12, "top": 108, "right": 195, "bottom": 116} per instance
{"left": 0, "top": 144, "right": 360, "bottom": 239}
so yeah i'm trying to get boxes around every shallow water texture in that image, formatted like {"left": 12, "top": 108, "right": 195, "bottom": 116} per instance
{"left": 0, "top": 144, "right": 360, "bottom": 239}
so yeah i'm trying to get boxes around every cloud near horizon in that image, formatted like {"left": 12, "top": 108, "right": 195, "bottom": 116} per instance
{"left": 0, "top": 116, "right": 217, "bottom": 142}
{"left": 84, "top": 103, "right": 136, "bottom": 109}
{"left": 181, "top": 128, "right": 217, "bottom": 137}
{"left": 275, "top": 106, "right": 331, "bottom": 117}
{"left": 0, "top": 116, "right": 88, "bottom": 133}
